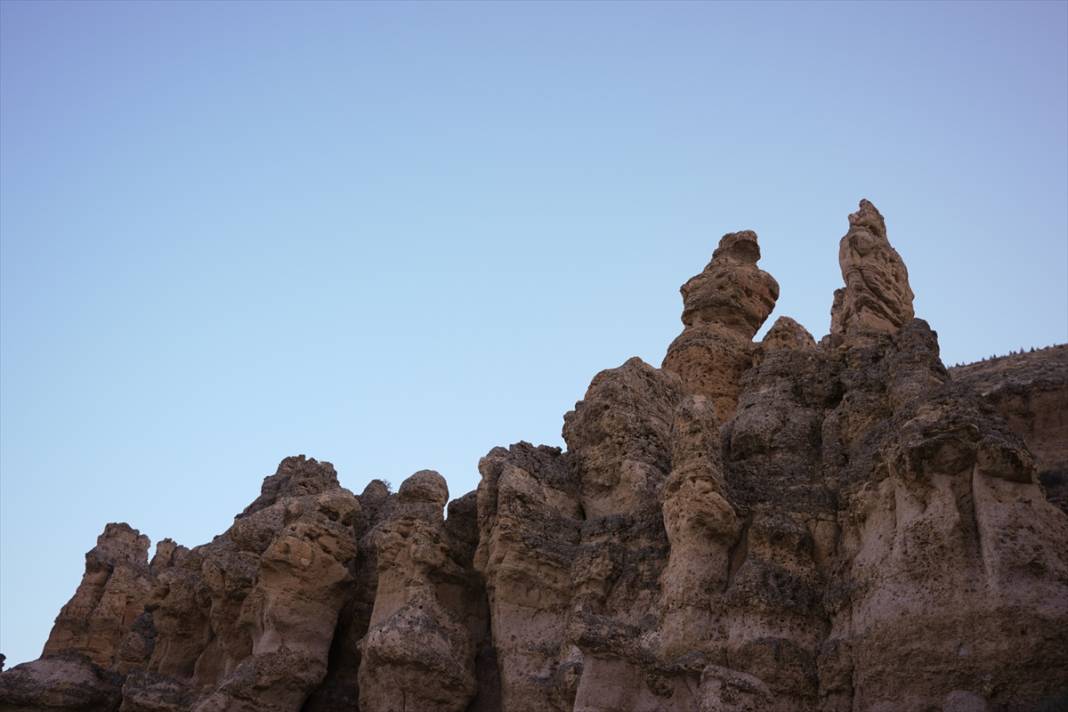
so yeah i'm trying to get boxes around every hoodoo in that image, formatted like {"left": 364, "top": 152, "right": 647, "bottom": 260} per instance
{"left": 3, "top": 201, "right": 1066, "bottom": 712}
{"left": 830, "top": 199, "right": 916, "bottom": 344}
{"left": 663, "top": 229, "right": 779, "bottom": 422}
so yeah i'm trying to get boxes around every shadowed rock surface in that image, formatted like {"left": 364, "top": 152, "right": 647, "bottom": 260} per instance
{"left": 951, "top": 345, "right": 1068, "bottom": 516}
{"left": 2, "top": 200, "right": 1065, "bottom": 712}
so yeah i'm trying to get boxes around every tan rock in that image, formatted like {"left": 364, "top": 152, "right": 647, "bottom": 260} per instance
{"left": 563, "top": 357, "right": 681, "bottom": 518}
{"left": 761, "top": 316, "right": 816, "bottom": 353}
{"left": 664, "top": 230, "right": 779, "bottom": 421}
{"left": 138, "top": 456, "right": 360, "bottom": 711}
{"left": 474, "top": 444, "right": 581, "bottom": 712}
{"left": 658, "top": 396, "right": 739, "bottom": 660}
{"left": 5, "top": 201, "right": 1067, "bottom": 712}
{"left": 564, "top": 358, "right": 687, "bottom": 711}
{"left": 830, "top": 199, "right": 915, "bottom": 342}
{"left": 42, "top": 523, "right": 153, "bottom": 670}
{"left": 359, "top": 470, "right": 478, "bottom": 712}
{"left": 951, "top": 345, "right": 1068, "bottom": 514}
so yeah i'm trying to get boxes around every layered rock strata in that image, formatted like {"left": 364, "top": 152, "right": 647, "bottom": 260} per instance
{"left": 3, "top": 200, "right": 1066, "bottom": 712}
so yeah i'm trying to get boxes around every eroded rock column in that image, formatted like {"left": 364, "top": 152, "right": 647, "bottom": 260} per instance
{"left": 663, "top": 231, "right": 779, "bottom": 422}
{"left": 658, "top": 395, "right": 739, "bottom": 661}
{"left": 42, "top": 523, "right": 153, "bottom": 671}
{"left": 358, "top": 471, "right": 478, "bottom": 712}
{"left": 829, "top": 199, "right": 914, "bottom": 344}
{"left": 473, "top": 443, "right": 582, "bottom": 712}
{"left": 563, "top": 358, "right": 688, "bottom": 711}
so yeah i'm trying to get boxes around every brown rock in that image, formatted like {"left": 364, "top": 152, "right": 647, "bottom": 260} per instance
{"left": 952, "top": 345, "right": 1068, "bottom": 514}
{"left": 304, "top": 478, "right": 402, "bottom": 711}
{"left": 564, "top": 358, "right": 689, "bottom": 710}
{"left": 116, "top": 456, "right": 359, "bottom": 712}
{"left": 658, "top": 395, "right": 738, "bottom": 660}
{"left": 358, "top": 470, "right": 478, "bottom": 712}
{"left": 42, "top": 523, "right": 153, "bottom": 671}
{"left": 663, "top": 230, "right": 779, "bottom": 421}
{"left": 563, "top": 357, "right": 682, "bottom": 518}
{"left": 4, "top": 200, "right": 1067, "bottom": 712}
{"left": 761, "top": 315, "right": 816, "bottom": 353}
{"left": 830, "top": 199, "right": 915, "bottom": 342}
{"left": 474, "top": 443, "right": 581, "bottom": 712}
{"left": 0, "top": 655, "right": 122, "bottom": 712}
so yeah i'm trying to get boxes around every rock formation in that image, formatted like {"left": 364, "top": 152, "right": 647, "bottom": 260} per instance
{"left": 357, "top": 471, "right": 481, "bottom": 712}
{"left": 829, "top": 198, "right": 915, "bottom": 344}
{"left": 663, "top": 230, "right": 780, "bottom": 422}
{"left": 952, "top": 345, "right": 1068, "bottom": 515}
{"left": 3, "top": 199, "right": 1066, "bottom": 712}
{"left": 41, "top": 523, "right": 153, "bottom": 673}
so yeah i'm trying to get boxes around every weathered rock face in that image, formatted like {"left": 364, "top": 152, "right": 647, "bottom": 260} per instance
{"left": 761, "top": 315, "right": 817, "bottom": 353}
{"left": 2, "top": 456, "right": 365, "bottom": 712}
{"left": 829, "top": 199, "right": 915, "bottom": 343}
{"left": 3, "top": 200, "right": 1066, "bottom": 712}
{"left": 0, "top": 655, "right": 123, "bottom": 712}
{"left": 41, "top": 523, "right": 153, "bottom": 672}
{"left": 563, "top": 358, "right": 682, "bottom": 712}
{"left": 474, "top": 442, "right": 580, "bottom": 712}
{"left": 663, "top": 230, "right": 780, "bottom": 422}
{"left": 358, "top": 470, "right": 481, "bottom": 712}
{"left": 951, "top": 345, "right": 1068, "bottom": 515}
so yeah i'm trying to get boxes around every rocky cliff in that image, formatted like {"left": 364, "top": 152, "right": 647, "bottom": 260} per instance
{"left": 950, "top": 346, "right": 1068, "bottom": 516}
{"left": 3, "top": 200, "right": 1066, "bottom": 712}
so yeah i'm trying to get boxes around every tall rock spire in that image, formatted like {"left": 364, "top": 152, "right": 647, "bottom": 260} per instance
{"left": 662, "top": 230, "right": 779, "bottom": 421}
{"left": 830, "top": 199, "right": 915, "bottom": 342}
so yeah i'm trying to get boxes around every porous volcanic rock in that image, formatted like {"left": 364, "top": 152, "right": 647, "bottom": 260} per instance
{"left": 3, "top": 200, "right": 1066, "bottom": 712}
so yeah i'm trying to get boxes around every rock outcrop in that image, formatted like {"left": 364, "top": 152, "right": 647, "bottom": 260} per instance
{"left": 663, "top": 230, "right": 780, "bottom": 422}
{"left": 358, "top": 471, "right": 480, "bottom": 712}
{"left": 474, "top": 442, "right": 580, "bottom": 712}
{"left": 3, "top": 199, "right": 1066, "bottom": 712}
{"left": 41, "top": 523, "right": 153, "bottom": 672}
{"left": 952, "top": 345, "right": 1068, "bottom": 515}
{"left": 829, "top": 199, "right": 915, "bottom": 344}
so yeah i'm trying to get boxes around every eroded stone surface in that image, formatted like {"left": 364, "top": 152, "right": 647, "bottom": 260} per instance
{"left": 3, "top": 201, "right": 1066, "bottom": 712}
{"left": 41, "top": 523, "right": 153, "bottom": 672}
{"left": 663, "top": 230, "right": 779, "bottom": 421}
{"left": 358, "top": 469, "right": 480, "bottom": 712}
{"left": 474, "top": 442, "right": 580, "bottom": 712}
{"left": 952, "top": 345, "right": 1068, "bottom": 515}
{"left": 830, "top": 199, "right": 915, "bottom": 343}
{"left": 0, "top": 655, "right": 122, "bottom": 712}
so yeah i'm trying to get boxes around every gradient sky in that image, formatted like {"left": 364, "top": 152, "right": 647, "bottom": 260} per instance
{"left": 1, "top": 0, "right": 1066, "bottom": 667}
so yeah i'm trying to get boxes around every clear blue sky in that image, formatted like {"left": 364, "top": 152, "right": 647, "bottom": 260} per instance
{"left": 1, "top": 1, "right": 1065, "bottom": 667}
